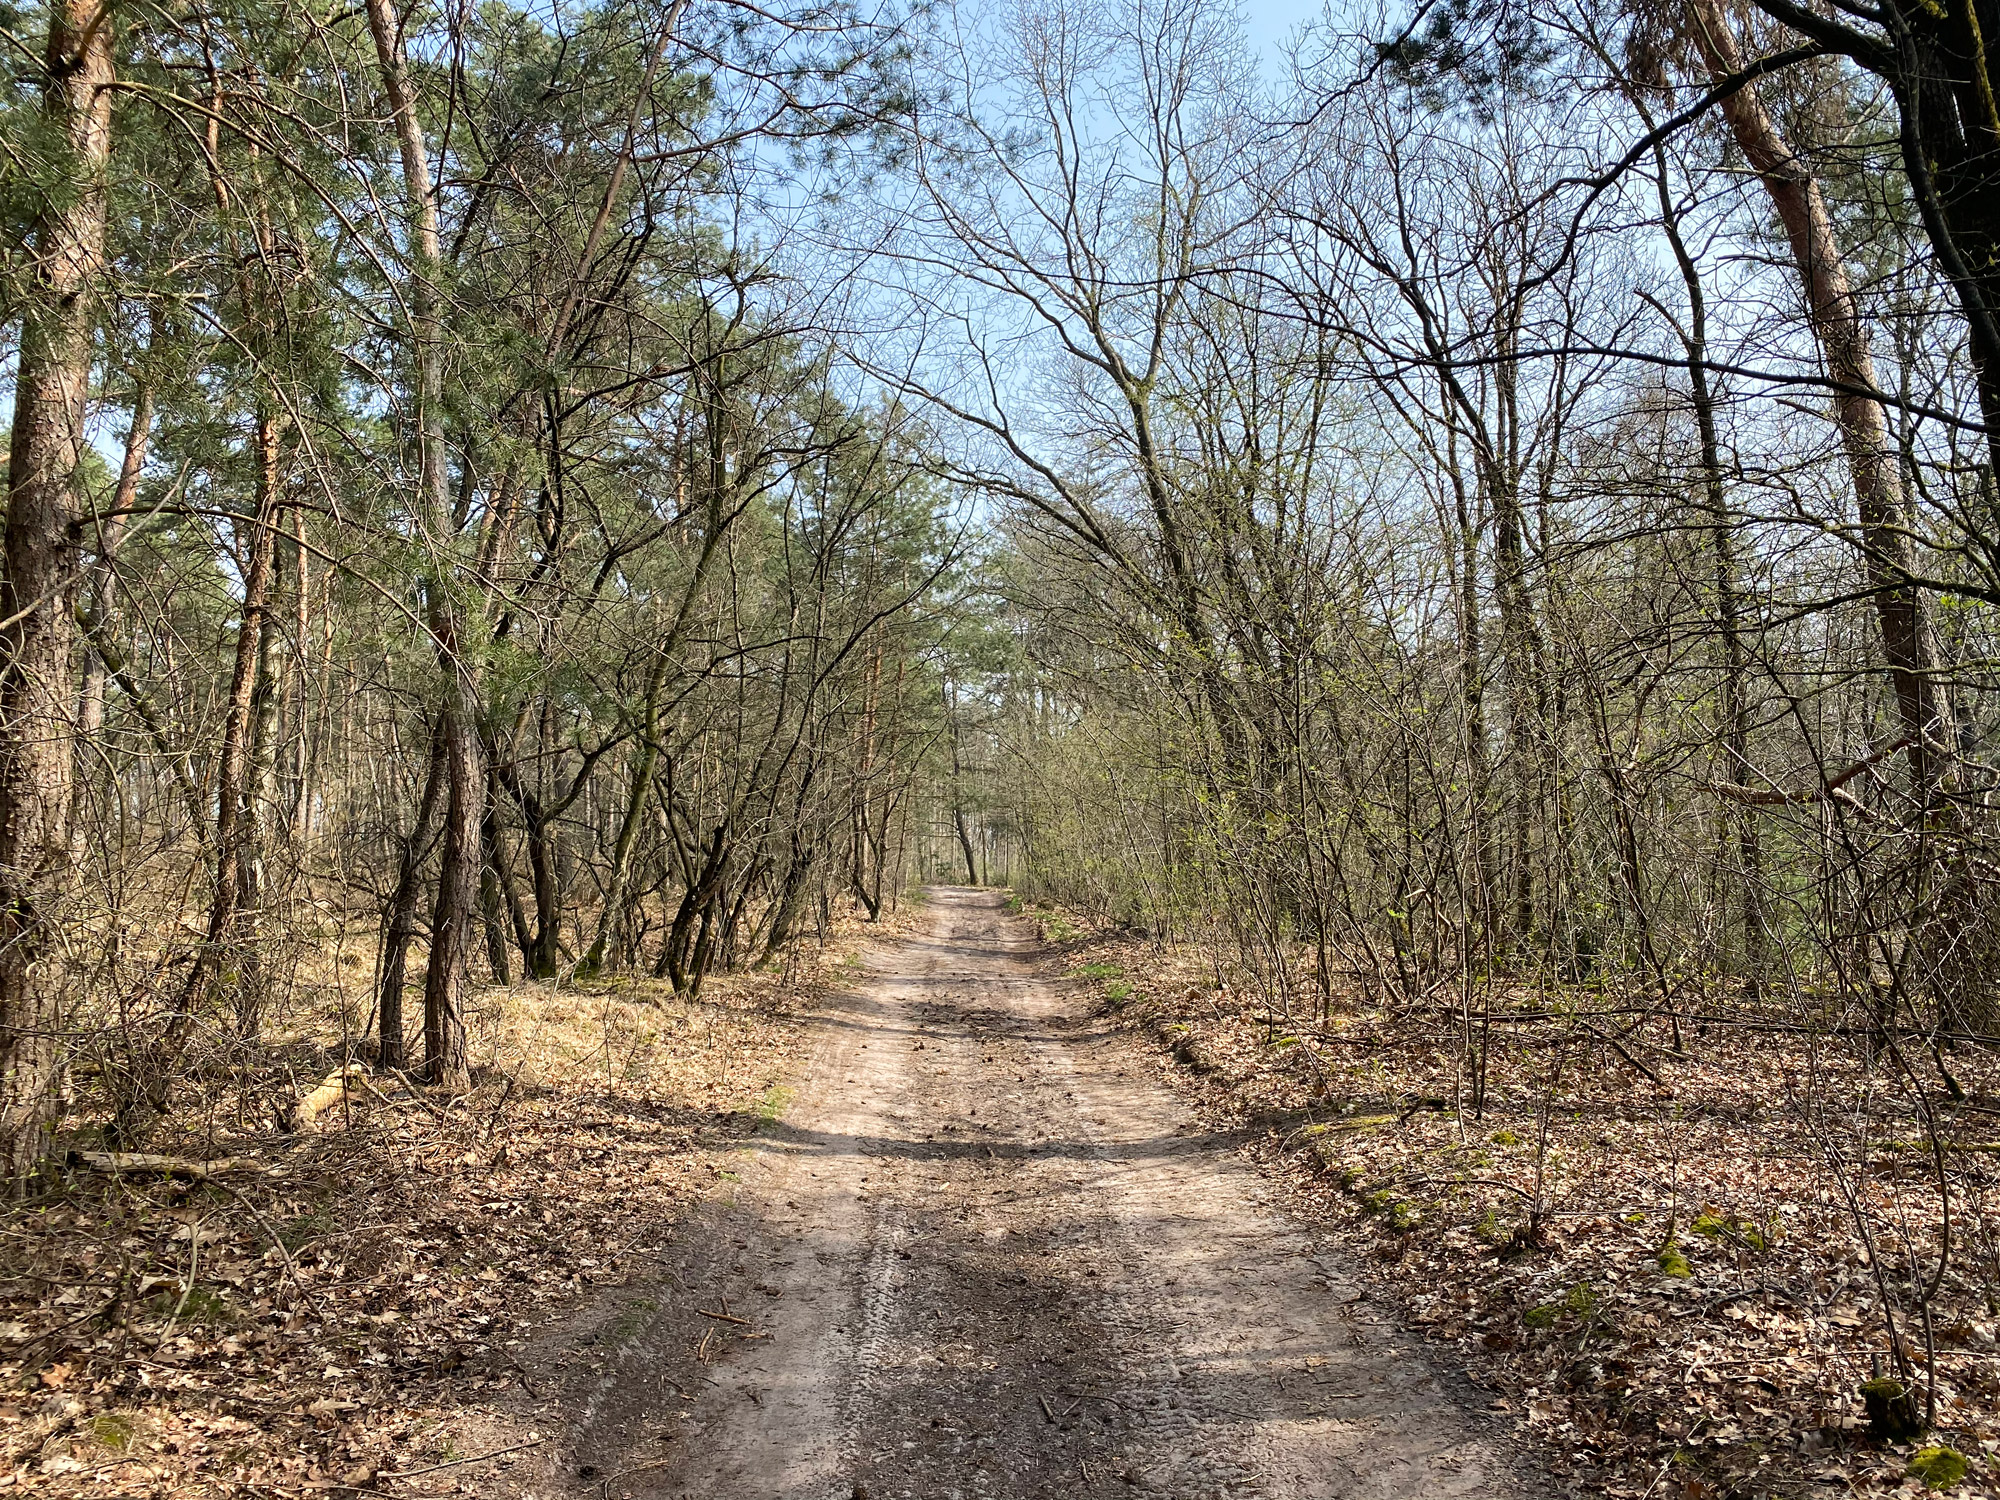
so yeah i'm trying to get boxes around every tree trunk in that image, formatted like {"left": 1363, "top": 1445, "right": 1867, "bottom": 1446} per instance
{"left": 582, "top": 656, "right": 667, "bottom": 975}
{"left": 657, "top": 824, "right": 731, "bottom": 991}
{"left": 424, "top": 701, "right": 478, "bottom": 1089}
{"left": 1690, "top": 0, "right": 1945, "bottom": 791}
{"left": 1649, "top": 137, "right": 1769, "bottom": 993}
{"left": 947, "top": 680, "right": 981, "bottom": 886}
{"left": 379, "top": 724, "right": 447, "bottom": 1073}
{"left": 0, "top": 0, "right": 113, "bottom": 1182}
{"left": 71, "top": 381, "right": 152, "bottom": 861}
{"left": 171, "top": 417, "right": 281, "bottom": 1038}
{"left": 479, "top": 788, "right": 513, "bottom": 986}
{"left": 367, "top": 0, "right": 479, "bottom": 1087}
{"left": 235, "top": 541, "right": 285, "bottom": 1040}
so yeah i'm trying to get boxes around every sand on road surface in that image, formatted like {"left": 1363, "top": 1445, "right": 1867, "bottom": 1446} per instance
{"left": 568, "top": 887, "right": 1535, "bottom": 1500}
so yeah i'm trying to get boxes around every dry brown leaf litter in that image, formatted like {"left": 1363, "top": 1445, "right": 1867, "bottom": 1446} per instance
{"left": 0, "top": 931, "right": 888, "bottom": 1500}
{"left": 1025, "top": 900, "right": 2000, "bottom": 1500}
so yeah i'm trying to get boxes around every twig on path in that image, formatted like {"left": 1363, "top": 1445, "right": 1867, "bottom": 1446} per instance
{"left": 1578, "top": 1023, "right": 1666, "bottom": 1087}
{"left": 1039, "top": 1394, "right": 1058, "bottom": 1423}
{"left": 505, "top": 1352, "right": 538, "bottom": 1393}
{"left": 602, "top": 1457, "right": 675, "bottom": 1499}
{"left": 696, "top": 1307, "right": 750, "bottom": 1326}
{"left": 384, "top": 1438, "right": 547, "bottom": 1481}
{"left": 388, "top": 1070, "right": 453, "bottom": 1119}
{"left": 68, "top": 1149, "right": 258, "bottom": 1180}
{"left": 351, "top": 1070, "right": 430, "bottom": 1119}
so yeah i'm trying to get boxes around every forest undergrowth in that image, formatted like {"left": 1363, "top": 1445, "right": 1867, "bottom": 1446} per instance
{"left": 1025, "top": 899, "right": 2000, "bottom": 1499}
{"left": 0, "top": 911, "right": 908, "bottom": 1498}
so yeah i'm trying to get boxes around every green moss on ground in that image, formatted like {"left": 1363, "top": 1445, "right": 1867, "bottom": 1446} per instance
{"left": 1907, "top": 1447, "right": 1968, "bottom": 1491}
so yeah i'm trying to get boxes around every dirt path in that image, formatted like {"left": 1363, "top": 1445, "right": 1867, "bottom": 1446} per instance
{"left": 567, "top": 889, "right": 1532, "bottom": 1499}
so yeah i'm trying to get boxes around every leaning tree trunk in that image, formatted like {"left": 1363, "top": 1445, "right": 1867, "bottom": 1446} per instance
{"left": 1690, "top": 0, "right": 1945, "bottom": 791}
{"left": 0, "top": 0, "right": 114, "bottom": 1183}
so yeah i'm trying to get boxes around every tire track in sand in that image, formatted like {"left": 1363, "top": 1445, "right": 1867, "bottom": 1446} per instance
{"left": 573, "top": 887, "right": 1536, "bottom": 1500}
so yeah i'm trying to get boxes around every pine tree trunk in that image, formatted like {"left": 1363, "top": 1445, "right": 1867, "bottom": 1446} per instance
{"left": 424, "top": 702, "right": 477, "bottom": 1089}
{"left": 367, "top": 0, "right": 480, "bottom": 1086}
{"left": 0, "top": 0, "right": 113, "bottom": 1182}
{"left": 379, "top": 724, "right": 447, "bottom": 1073}
{"left": 1690, "top": 0, "right": 1944, "bottom": 790}
{"left": 71, "top": 382, "right": 152, "bottom": 861}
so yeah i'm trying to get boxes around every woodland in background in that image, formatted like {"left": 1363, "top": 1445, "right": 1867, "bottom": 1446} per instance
{"left": 0, "top": 0, "right": 997, "bottom": 1166}
{"left": 868, "top": 0, "right": 2000, "bottom": 1451}
{"left": 3, "top": 0, "right": 2000, "bottom": 1474}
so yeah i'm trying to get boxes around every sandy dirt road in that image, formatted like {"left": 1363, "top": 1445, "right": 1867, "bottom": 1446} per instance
{"left": 567, "top": 888, "right": 1533, "bottom": 1500}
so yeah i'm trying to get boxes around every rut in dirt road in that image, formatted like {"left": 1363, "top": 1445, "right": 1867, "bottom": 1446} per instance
{"left": 576, "top": 888, "right": 1534, "bottom": 1500}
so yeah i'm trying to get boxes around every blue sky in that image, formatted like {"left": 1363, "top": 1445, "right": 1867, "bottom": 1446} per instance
{"left": 1236, "top": 0, "right": 1325, "bottom": 78}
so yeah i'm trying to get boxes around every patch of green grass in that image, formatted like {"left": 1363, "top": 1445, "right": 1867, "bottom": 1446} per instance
{"left": 1104, "top": 981, "right": 1133, "bottom": 1005}
{"left": 280, "top": 1204, "right": 337, "bottom": 1251}
{"left": 89, "top": 1414, "right": 135, "bottom": 1451}
{"left": 1357, "top": 1189, "right": 1417, "bottom": 1229}
{"left": 1523, "top": 1283, "right": 1596, "bottom": 1329}
{"left": 755, "top": 1084, "right": 794, "bottom": 1123}
{"left": 1691, "top": 1208, "right": 1769, "bottom": 1251}
{"left": 1488, "top": 1129, "right": 1520, "bottom": 1146}
{"left": 1075, "top": 961, "right": 1124, "bottom": 980}
{"left": 1474, "top": 1208, "right": 1505, "bottom": 1244}
{"left": 149, "top": 1284, "right": 233, "bottom": 1326}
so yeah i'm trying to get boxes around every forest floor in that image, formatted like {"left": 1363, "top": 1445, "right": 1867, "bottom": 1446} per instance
{"left": 16, "top": 890, "right": 1989, "bottom": 1500}
{"left": 1, "top": 920, "right": 856, "bottom": 1498}
{"left": 1043, "top": 907, "right": 2000, "bottom": 1499}
{"left": 7, "top": 887, "right": 1534, "bottom": 1500}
